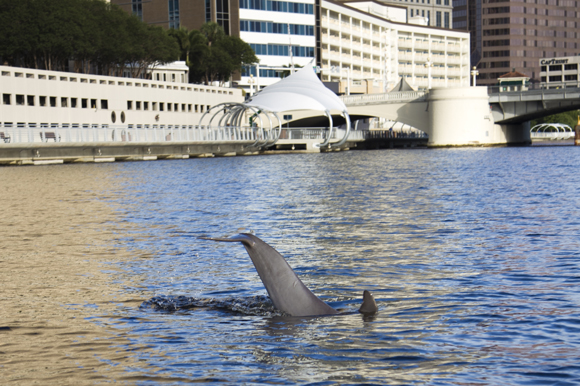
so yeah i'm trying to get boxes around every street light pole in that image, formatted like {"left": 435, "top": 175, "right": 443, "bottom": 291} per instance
{"left": 471, "top": 66, "right": 479, "bottom": 87}
{"left": 425, "top": 56, "right": 433, "bottom": 90}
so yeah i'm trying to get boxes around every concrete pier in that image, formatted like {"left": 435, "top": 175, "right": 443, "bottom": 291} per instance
{"left": 0, "top": 141, "right": 254, "bottom": 165}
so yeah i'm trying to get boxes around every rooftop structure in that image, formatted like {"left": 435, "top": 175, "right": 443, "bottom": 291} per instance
{"left": 497, "top": 69, "right": 529, "bottom": 92}
{"left": 539, "top": 56, "right": 580, "bottom": 89}
{"left": 355, "top": 0, "right": 453, "bottom": 29}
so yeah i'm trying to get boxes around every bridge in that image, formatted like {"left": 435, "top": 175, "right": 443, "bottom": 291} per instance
{"left": 340, "top": 86, "right": 580, "bottom": 147}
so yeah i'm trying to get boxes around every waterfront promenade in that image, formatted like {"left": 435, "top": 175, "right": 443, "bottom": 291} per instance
{"left": 0, "top": 124, "right": 428, "bottom": 165}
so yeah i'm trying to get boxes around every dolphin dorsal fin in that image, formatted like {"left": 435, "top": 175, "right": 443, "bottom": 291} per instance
{"left": 358, "top": 290, "right": 378, "bottom": 314}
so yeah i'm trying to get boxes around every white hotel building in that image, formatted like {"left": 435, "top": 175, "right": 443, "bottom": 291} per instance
{"left": 238, "top": 0, "right": 470, "bottom": 93}
{"left": 320, "top": 0, "right": 470, "bottom": 92}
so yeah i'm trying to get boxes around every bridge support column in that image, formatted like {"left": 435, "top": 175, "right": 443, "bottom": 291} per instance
{"left": 428, "top": 87, "right": 528, "bottom": 147}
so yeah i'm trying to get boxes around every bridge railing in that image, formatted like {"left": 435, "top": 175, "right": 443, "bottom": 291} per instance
{"left": 488, "top": 85, "right": 580, "bottom": 99}
{"left": 341, "top": 91, "right": 427, "bottom": 105}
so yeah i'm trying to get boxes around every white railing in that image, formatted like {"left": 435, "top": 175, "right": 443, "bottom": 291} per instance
{"left": 0, "top": 123, "right": 258, "bottom": 144}
{"left": 277, "top": 128, "right": 365, "bottom": 141}
{"left": 341, "top": 91, "right": 427, "bottom": 106}
{"left": 0, "top": 124, "right": 367, "bottom": 145}
{"left": 531, "top": 132, "right": 574, "bottom": 140}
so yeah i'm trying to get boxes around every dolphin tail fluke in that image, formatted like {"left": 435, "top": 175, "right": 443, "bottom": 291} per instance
{"left": 358, "top": 290, "right": 378, "bottom": 314}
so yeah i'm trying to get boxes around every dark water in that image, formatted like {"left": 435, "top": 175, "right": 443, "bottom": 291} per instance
{"left": 97, "top": 147, "right": 580, "bottom": 384}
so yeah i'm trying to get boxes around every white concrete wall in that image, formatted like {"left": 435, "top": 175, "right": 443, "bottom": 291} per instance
{"left": 0, "top": 66, "right": 244, "bottom": 128}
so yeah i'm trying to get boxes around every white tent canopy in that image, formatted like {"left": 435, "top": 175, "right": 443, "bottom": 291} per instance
{"left": 199, "top": 65, "right": 352, "bottom": 149}
{"left": 245, "top": 65, "right": 348, "bottom": 113}
{"left": 244, "top": 65, "right": 351, "bottom": 148}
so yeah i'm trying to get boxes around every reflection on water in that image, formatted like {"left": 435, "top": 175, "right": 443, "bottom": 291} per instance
{"left": 0, "top": 165, "right": 155, "bottom": 384}
{"left": 2, "top": 146, "right": 580, "bottom": 385}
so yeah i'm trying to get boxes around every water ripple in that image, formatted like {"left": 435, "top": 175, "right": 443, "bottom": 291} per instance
{"left": 91, "top": 147, "right": 580, "bottom": 384}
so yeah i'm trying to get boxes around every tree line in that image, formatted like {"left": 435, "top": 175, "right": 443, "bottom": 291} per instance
{"left": 531, "top": 110, "right": 580, "bottom": 129}
{"left": 0, "top": 0, "right": 179, "bottom": 77}
{"left": 168, "top": 23, "right": 258, "bottom": 85}
{"left": 0, "top": 0, "right": 258, "bottom": 84}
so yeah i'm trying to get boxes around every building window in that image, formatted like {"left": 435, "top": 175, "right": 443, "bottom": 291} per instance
{"left": 216, "top": 0, "right": 229, "bottom": 35}
{"left": 444, "top": 12, "right": 449, "bottom": 28}
{"left": 205, "top": 0, "right": 211, "bottom": 22}
{"left": 239, "top": 0, "right": 314, "bottom": 15}
{"left": 240, "top": 20, "right": 314, "bottom": 36}
{"left": 436, "top": 11, "right": 442, "bottom": 27}
{"left": 132, "top": 0, "right": 143, "bottom": 21}
{"left": 169, "top": 0, "right": 180, "bottom": 29}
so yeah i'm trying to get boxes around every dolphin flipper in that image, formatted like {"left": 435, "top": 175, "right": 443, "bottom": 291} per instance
{"left": 201, "top": 233, "right": 338, "bottom": 316}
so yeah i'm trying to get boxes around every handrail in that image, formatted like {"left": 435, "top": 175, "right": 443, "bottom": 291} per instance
{"left": 0, "top": 123, "right": 368, "bottom": 145}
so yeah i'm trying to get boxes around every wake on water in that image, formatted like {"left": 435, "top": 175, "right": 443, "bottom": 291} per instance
{"left": 140, "top": 295, "right": 287, "bottom": 317}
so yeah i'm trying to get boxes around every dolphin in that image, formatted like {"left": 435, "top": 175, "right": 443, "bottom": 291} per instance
{"left": 200, "top": 233, "right": 378, "bottom": 317}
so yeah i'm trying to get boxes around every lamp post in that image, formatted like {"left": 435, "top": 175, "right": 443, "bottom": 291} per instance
{"left": 248, "top": 74, "right": 255, "bottom": 96}
{"left": 425, "top": 56, "right": 433, "bottom": 90}
{"left": 471, "top": 66, "right": 479, "bottom": 87}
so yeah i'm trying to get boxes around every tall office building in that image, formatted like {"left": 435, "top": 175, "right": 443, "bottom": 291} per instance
{"left": 452, "top": 0, "right": 580, "bottom": 86}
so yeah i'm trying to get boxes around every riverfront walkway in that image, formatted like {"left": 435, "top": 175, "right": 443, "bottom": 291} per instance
{"left": 0, "top": 125, "right": 425, "bottom": 165}
{"left": 0, "top": 124, "right": 369, "bottom": 165}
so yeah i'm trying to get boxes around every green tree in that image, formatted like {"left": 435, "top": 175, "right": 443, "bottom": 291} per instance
{"left": 531, "top": 110, "right": 580, "bottom": 129}
{"left": 280, "top": 63, "right": 303, "bottom": 78}
{"left": 172, "top": 23, "right": 258, "bottom": 85}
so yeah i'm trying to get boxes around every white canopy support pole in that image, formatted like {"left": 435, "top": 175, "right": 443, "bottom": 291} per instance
{"left": 329, "top": 110, "right": 351, "bottom": 148}
{"left": 256, "top": 112, "right": 273, "bottom": 148}
{"left": 315, "top": 110, "right": 334, "bottom": 148}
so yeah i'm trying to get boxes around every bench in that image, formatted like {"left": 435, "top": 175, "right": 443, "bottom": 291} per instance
{"left": 0, "top": 132, "right": 10, "bottom": 143}
{"left": 40, "top": 131, "right": 61, "bottom": 142}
